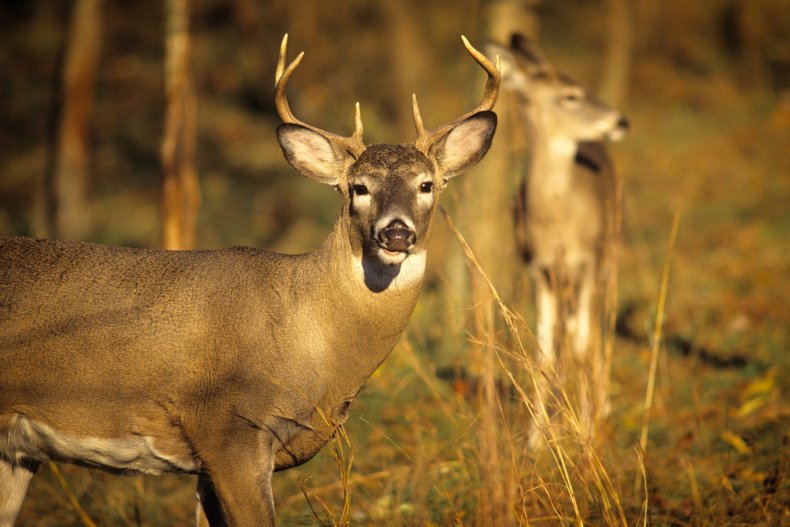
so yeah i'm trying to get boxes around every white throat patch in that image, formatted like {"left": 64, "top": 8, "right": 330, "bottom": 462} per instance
{"left": 351, "top": 251, "right": 426, "bottom": 293}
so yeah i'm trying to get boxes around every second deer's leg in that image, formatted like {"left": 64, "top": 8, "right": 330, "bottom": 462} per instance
{"left": 535, "top": 267, "right": 557, "bottom": 369}
{"left": 573, "top": 264, "right": 600, "bottom": 434}
{"left": 573, "top": 264, "right": 595, "bottom": 359}
{"left": 529, "top": 268, "right": 559, "bottom": 448}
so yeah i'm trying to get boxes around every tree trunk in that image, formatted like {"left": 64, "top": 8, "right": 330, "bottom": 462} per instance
{"left": 44, "top": 0, "right": 102, "bottom": 240}
{"left": 161, "top": 0, "right": 199, "bottom": 250}
{"left": 599, "top": 0, "right": 633, "bottom": 106}
{"left": 382, "top": 0, "right": 425, "bottom": 140}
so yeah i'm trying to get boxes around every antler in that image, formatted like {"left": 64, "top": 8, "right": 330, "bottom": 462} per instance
{"left": 412, "top": 36, "right": 500, "bottom": 154}
{"left": 275, "top": 34, "right": 366, "bottom": 158}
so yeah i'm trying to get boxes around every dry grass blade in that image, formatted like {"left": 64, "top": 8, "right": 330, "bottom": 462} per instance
{"left": 639, "top": 211, "right": 681, "bottom": 453}
{"left": 435, "top": 482, "right": 465, "bottom": 526}
{"left": 401, "top": 336, "right": 462, "bottom": 425}
{"left": 300, "top": 426, "right": 355, "bottom": 526}
{"left": 637, "top": 448, "right": 649, "bottom": 527}
{"left": 439, "top": 205, "right": 534, "bottom": 355}
{"left": 47, "top": 462, "right": 97, "bottom": 527}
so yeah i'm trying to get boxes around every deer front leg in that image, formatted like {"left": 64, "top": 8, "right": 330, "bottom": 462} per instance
{"left": 0, "top": 458, "right": 39, "bottom": 527}
{"left": 535, "top": 268, "right": 557, "bottom": 369}
{"left": 195, "top": 475, "right": 224, "bottom": 527}
{"left": 529, "top": 268, "right": 558, "bottom": 449}
{"left": 573, "top": 266, "right": 595, "bottom": 360}
{"left": 194, "top": 434, "right": 276, "bottom": 527}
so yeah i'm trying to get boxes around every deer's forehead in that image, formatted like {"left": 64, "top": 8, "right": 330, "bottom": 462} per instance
{"left": 522, "top": 69, "right": 575, "bottom": 88}
{"left": 350, "top": 144, "right": 433, "bottom": 181}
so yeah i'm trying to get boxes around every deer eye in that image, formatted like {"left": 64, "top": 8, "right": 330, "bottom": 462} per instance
{"left": 352, "top": 184, "right": 369, "bottom": 196}
{"left": 419, "top": 181, "right": 433, "bottom": 193}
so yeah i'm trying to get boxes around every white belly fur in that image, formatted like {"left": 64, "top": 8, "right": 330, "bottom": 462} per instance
{"left": 1, "top": 414, "right": 197, "bottom": 475}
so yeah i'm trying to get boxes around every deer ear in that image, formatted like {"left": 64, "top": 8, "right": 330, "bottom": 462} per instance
{"left": 510, "top": 32, "right": 550, "bottom": 74}
{"left": 485, "top": 43, "right": 519, "bottom": 85}
{"left": 277, "top": 123, "right": 353, "bottom": 185}
{"left": 430, "top": 111, "right": 497, "bottom": 180}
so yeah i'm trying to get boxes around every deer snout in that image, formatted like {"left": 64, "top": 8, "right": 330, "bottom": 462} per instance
{"left": 606, "top": 115, "right": 630, "bottom": 141}
{"left": 377, "top": 219, "right": 416, "bottom": 253}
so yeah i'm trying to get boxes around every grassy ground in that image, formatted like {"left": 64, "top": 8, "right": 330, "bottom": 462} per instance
{"left": 3, "top": 1, "right": 788, "bottom": 525}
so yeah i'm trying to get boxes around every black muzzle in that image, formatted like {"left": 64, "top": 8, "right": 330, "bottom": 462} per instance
{"left": 378, "top": 219, "right": 415, "bottom": 252}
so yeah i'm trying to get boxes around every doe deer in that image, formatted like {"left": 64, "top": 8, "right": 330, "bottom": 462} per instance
{"left": 487, "top": 34, "right": 627, "bottom": 435}
{"left": 0, "top": 35, "right": 499, "bottom": 526}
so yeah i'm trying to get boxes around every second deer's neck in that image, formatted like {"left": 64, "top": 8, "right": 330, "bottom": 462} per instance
{"left": 527, "top": 128, "right": 578, "bottom": 198}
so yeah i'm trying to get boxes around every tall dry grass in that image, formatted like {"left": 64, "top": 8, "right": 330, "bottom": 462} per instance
{"left": 274, "top": 203, "right": 643, "bottom": 526}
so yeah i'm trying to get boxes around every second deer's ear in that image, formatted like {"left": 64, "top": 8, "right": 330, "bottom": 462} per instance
{"left": 277, "top": 123, "right": 354, "bottom": 186}
{"left": 485, "top": 43, "right": 518, "bottom": 83}
{"left": 429, "top": 111, "right": 497, "bottom": 181}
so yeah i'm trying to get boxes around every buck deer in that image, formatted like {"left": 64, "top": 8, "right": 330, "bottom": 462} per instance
{"left": 0, "top": 35, "right": 499, "bottom": 526}
{"left": 487, "top": 34, "right": 627, "bottom": 433}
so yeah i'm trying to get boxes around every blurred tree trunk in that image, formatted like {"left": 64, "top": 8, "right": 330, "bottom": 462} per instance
{"left": 161, "top": 0, "right": 199, "bottom": 250}
{"left": 382, "top": 0, "right": 424, "bottom": 139}
{"left": 43, "top": 0, "right": 102, "bottom": 240}
{"left": 458, "top": 3, "right": 538, "bottom": 525}
{"left": 232, "top": 0, "right": 263, "bottom": 37}
{"left": 486, "top": 0, "right": 541, "bottom": 44}
{"left": 599, "top": 0, "right": 633, "bottom": 106}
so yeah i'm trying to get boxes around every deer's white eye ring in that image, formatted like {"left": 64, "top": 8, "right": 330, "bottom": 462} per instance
{"left": 419, "top": 182, "right": 433, "bottom": 193}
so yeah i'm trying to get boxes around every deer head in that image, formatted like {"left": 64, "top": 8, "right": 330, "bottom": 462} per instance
{"left": 275, "top": 35, "right": 500, "bottom": 289}
{"left": 488, "top": 33, "right": 628, "bottom": 144}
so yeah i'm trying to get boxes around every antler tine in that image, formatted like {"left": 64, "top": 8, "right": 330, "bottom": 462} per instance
{"left": 274, "top": 35, "right": 305, "bottom": 124}
{"left": 274, "top": 34, "right": 365, "bottom": 158}
{"left": 461, "top": 35, "right": 500, "bottom": 112}
{"left": 411, "top": 93, "right": 426, "bottom": 138}
{"left": 413, "top": 36, "right": 501, "bottom": 154}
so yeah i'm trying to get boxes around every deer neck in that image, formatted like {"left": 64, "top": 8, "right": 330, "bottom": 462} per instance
{"left": 525, "top": 121, "right": 578, "bottom": 199}
{"left": 307, "top": 215, "right": 425, "bottom": 379}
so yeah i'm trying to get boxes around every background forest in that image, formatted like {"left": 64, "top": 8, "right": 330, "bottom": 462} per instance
{"left": 1, "top": 0, "right": 788, "bottom": 525}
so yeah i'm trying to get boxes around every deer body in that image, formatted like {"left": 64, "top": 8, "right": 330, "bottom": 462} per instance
{"left": 1, "top": 222, "right": 418, "bottom": 477}
{"left": 0, "top": 36, "right": 499, "bottom": 526}
{"left": 519, "top": 139, "right": 618, "bottom": 361}
{"left": 488, "top": 34, "right": 627, "bottom": 429}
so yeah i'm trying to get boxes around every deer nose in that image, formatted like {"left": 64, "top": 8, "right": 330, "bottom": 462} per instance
{"left": 617, "top": 116, "right": 630, "bottom": 130}
{"left": 378, "top": 219, "right": 415, "bottom": 252}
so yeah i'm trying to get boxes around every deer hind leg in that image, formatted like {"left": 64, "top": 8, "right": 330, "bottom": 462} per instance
{"left": 0, "top": 458, "right": 39, "bottom": 527}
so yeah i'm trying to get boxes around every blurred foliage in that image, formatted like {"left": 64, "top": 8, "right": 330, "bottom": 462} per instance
{"left": 1, "top": 0, "right": 788, "bottom": 525}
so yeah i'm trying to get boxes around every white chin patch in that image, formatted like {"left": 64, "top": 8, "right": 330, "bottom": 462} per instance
{"left": 377, "top": 248, "right": 409, "bottom": 265}
{"left": 606, "top": 128, "right": 626, "bottom": 142}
